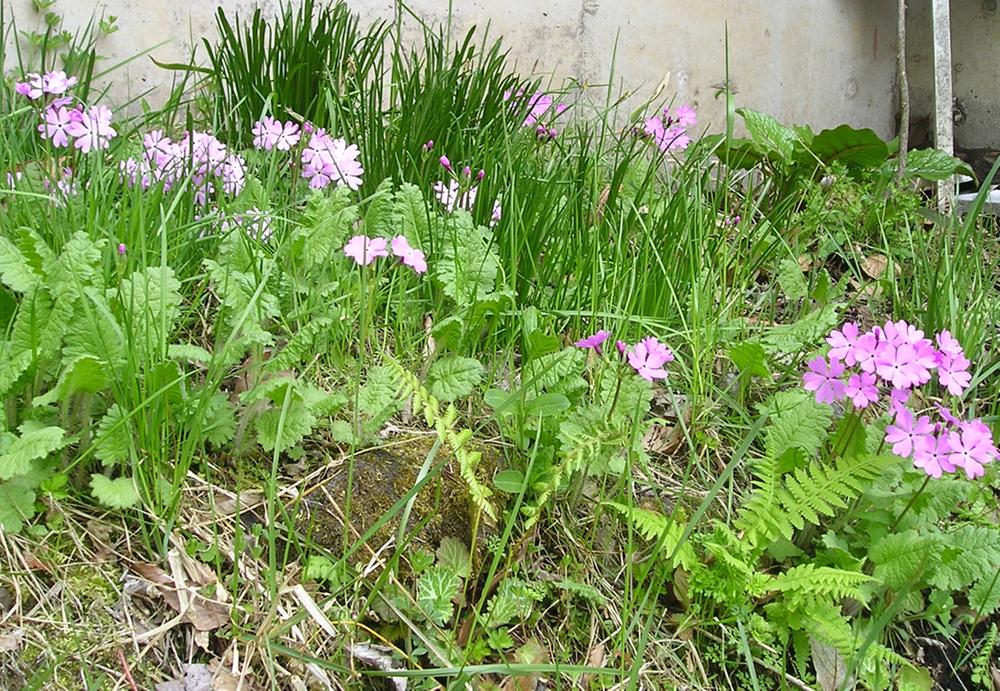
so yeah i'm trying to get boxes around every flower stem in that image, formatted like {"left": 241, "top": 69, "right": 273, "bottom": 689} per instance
{"left": 889, "top": 475, "right": 932, "bottom": 533}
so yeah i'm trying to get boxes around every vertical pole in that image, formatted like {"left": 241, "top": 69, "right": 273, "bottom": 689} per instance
{"left": 931, "top": 0, "right": 954, "bottom": 212}
{"left": 895, "top": 0, "right": 909, "bottom": 182}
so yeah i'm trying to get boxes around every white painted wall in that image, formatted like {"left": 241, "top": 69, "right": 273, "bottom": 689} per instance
{"left": 7, "top": 1, "right": 901, "bottom": 138}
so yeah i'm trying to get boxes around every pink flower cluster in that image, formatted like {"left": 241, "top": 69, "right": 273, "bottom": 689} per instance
{"left": 641, "top": 104, "right": 697, "bottom": 153}
{"left": 120, "top": 129, "right": 246, "bottom": 203}
{"left": 343, "top": 234, "right": 426, "bottom": 274}
{"left": 802, "top": 320, "right": 996, "bottom": 479}
{"left": 301, "top": 129, "right": 363, "bottom": 190}
{"left": 21, "top": 70, "right": 118, "bottom": 154}
{"left": 504, "top": 89, "right": 568, "bottom": 137}
{"left": 576, "top": 330, "right": 676, "bottom": 383}
{"left": 251, "top": 116, "right": 301, "bottom": 151}
{"left": 14, "top": 70, "right": 77, "bottom": 100}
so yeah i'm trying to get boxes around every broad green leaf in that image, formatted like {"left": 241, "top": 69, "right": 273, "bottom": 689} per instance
{"left": 493, "top": 469, "right": 525, "bottom": 494}
{"left": 738, "top": 108, "right": 798, "bottom": 162}
{"left": 168, "top": 343, "right": 214, "bottom": 363}
{"left": 394, "top": 183, "right": 431, "bottom": 244}
{"left": 33, "top": 355, "right": 110, "bottom": 406}
{"left": 0, "top": 480, "right": 35, "bottom": 532}
{"left": 94, "top": 404, "right": 132, "bottom": 466}
{"left": 436, "top": 537, "right": 471, "bottom": 578}
{"left": 363, "top": 179, "right": 396, "bottom": 237}
{"left": 904, "top": 147, "right": 975, "bottom": 182}
{"left": 729, "top": 341, "right": 770, "bottom": 378}
{"left": 427, "top": 356, "right": 484, "bottom": 402}
{"left": 810, "top": 125, "right": 889, "bottom": 168}
{"left": 0, "top": 426, "right": 66, "bottom": 480}
{"left": 524, "top": 392, "right": 570, "bottom": 418}
{"left": 89, "top": 474, "right": 141, "bottom": 509}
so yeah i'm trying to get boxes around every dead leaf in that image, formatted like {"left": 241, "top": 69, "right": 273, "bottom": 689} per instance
{"left": 0, "top": 628, "right": 23, "bottom": 652}
{"left": 642, "top": 424, "right": 684, "bottom": 455}
{"left": 503, "top": 639, "right": 547, "bottom": 691}
{"left": 861, "top": 253, "right": 889, "bottom": 279}
{"left": 21, "top": 551, "right": 49, "bottom": 572}
{"left": 213, "top": 491, "right": 263, "bottom": 516}
{"left": 797, "top": 254, "right": 815, "bottom": 271}
{"left": 347, "top": 644, "right": 406, "bottom": 691}
{"left": 129, "top": 561, "right": 230, "bottom": 633}
{"left": 811, "top": 636, "right": 851, "bottom": 691}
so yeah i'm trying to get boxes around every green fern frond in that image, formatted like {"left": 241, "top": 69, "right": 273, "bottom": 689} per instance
{"left": 767, "top": 563, "right": 873, "bottom": 605}
{"left": 387, "top": 360, "right": 496, "bottom": 520}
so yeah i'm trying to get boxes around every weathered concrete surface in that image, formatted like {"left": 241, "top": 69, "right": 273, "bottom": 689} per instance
{"left": 906, "top": 0, "right": 1000, "bottom": 151}
{"left": 6, "top": 0, "right": 901, "bottom": 138}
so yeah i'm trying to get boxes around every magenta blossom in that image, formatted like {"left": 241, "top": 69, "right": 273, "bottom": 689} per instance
{"left": 625, "top": 337, "right": 674, "bottom": 382}
{"left": 439, "top": 155, "right": 452, "bottom": 172}
{"left": 913, "top": 434, "right": 955, "bottom": 478}
{"left": 844, "top": 372, "right": 879, "bottom": 409}
{"left": 117, "top": 243, "right": 127, "bottom": 256}
{"left": 14, "top": 73, "right": 44, "bottom": 100}
{"left": 947, "top": 420, "right": 997, "bottom": 479}
{"left": 390, "top": 235, "right": 427, "bottom": 274}
{"left": 802, "top": 356, "right": 847, "bottom": 404}
{"left": 884, "top": 407, "right": 934, "bottom": 459}
{"left": 827, "top": 322, "right": 862, "bottom": 366}
{"left": 344, "top": 235, "right": 388, "bottom": 266}
{"left": 615, "top": 340, "right": 627, "bottom": 356}
{"left": 575, "top": 330, "right": 611, "bottom": 352}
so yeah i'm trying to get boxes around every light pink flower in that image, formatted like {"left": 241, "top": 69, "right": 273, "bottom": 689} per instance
{"left": 884, "top": 407, "right": 934, "bottom": 459}
{"left": 575, "top": 330, "right": 611, "bottom": 352}
{"left": 802, "top": 356, "right": 847, "bottom": 404}
{"left": 301, "top": 132, "right": 364, "bottom": 190}
{"left": 937, "top": 352, "right": 972, "bottom": 396}
{"left": 947, "top": 421, "right": 997, "bottom": 479}
{"left": 41, "top": 70, "right": 77, "bottom": 95}
{"left": 390, "top": 235, "right": 427, "bottom": 274}
{"left": 913, "top": 433, "right": 955, "bottom": 478}
{"left": 625, "top": 337, "right": 674, "bottom": 382}
{"left": 433, "top": 179, "right": 477, "bottom": 212}
{"left": 14, "top": 73, "right": 44, "bottom": 100}
{"left": 65, "top": 105, "right": 116, "bottom": 153}
{"left": 827, "top": 322, "right": 862, "bottom": 366}
{"left": 252, "top": 116, "right": 300, "bottom": 151}
{"left": 37, "top": 105, "right": 79, "bottom": 148}
{"left": 844, "top": 372, "right": 879, "bottom": 409}
{"left": 344, "top": 235, "right": 388, "bottom": 266}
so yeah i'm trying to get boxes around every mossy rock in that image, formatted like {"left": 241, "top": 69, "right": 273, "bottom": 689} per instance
{"left": 297, "top": 434, "right": 498, "bottom": 558}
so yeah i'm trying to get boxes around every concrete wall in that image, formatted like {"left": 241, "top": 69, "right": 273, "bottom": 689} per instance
{"left": 906, "top": 0, "right": 1000, "bottom": 151}
{"left": 6, "top": 1, "right": 901, "bottom": 139}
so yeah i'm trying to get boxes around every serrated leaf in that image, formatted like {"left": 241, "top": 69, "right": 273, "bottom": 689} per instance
{"left": 394, "top": 183, "right": 431, "bottom": 244}
{"left": 932, "top": 525, "right": 1000, "bottom": 591}
{"left": 363, "top": 179, "right": 396, "bottom": 237}
{"left": 357, "top": 365, "right": 400, "bottom": 417}
{"left": 968, "top": 576, "right": 1000, "bottom": 616}
{"left": 435, "top": 537, "right": 471, "bottom": 578}
{"left": 167, "top": 344, "right": 214, "bottom": 363}
{"left": 416, "top": 566, "right": 461, "bottom": 625}
{"left": 729, "top": 341, "right": 770, "bottom": 379}
{"left": 255, "top": 394, "right": 317, "bottom": 453}
{"left": 0, "top": 426, "right": 65, "bottom": 480}
{"left": 762, "top": 303, "right": 840, "bottom": 354}
{"left": 0, "top": 480, "right": 35, "bottom": 532}
{"left": 870, "top": 531, "right": 942, "bottom": 590}
{"left": 0, "top": 236, "right": 40, "bottom": 293}
{"left": 427, "top": 356, "right": 484, "bottom": 402}
{"left": 762, "top": 390, "right": 833, "bottom": 458}
{"left": 777, "top": 257, "right": 808, "bottom": 301}
{"left": 89, "top": 474, "right": 140, "bottom": 509}
{"left": 32, "top": 355, "right": 110, "bottom": 406}
{"left": 93, "top": 403, "right": 131, "bottom": 466}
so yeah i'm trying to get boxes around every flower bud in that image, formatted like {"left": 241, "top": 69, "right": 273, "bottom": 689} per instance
{"left": 439, "top": 155, "right": 452, "bottom": 172}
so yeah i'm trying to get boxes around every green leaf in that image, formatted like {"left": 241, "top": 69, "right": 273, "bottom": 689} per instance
{"left": 777, "top": 257, "right": 808, "bottom": 301}
{"left": 363, "top": 179, "right": 396, "bottom": 237}
{"left": 115, "top": 266, "right": 183, "bottom": 348}
{"left": 729, "top": 341, "right": 770, "bottom": 379}
{"left": 394, "top": 183, "right": 431, "bottom": 245}
{"left": 738, "top": 108, "right": 798, "bottom": 162}
{"left": 0, "top": 480, "right": 35, "bottom": 532}
{"left": 89, "top": 474, "right": 141, "bottom": 509}
{"left": 810, "top": 125, "right": 889, "bottom": 168}
{"left": 904, "top": 147, "right": 975, "bottom": 182}
{"left": 167, "top": 344, "right": 214, "bottom": 363}
{"left": 0, "top": 236, "right": 40, "bottom": 293}
{"left": 524, "top": 392, "right": 570, "bottom": 418}
{"left": 762, "top": 303, "right": 841, "bottom": 354}
{"left": 968, "top": 576, "right": 1000, "bottom": 616}
{"left": 427, "top": 356, "right": 484, "bottom": 402}
{"left": 0, "top": 426, "right": 66, "bottom": 480}
{"left": 932, "top": 525, "right": 1000, "bottom": 591}
{"left": 436, "top": 537, "right": 471, "bottom": 578}
{"left": 255, "top": 393, "right": 317, "bottom": 453}
{"left": 93, "top": 404, "right": 131, "bottom": 466}
{"left": 416, "top": 566, "right": 461, "bottom": 625}
{"left": 870, "top": 531, "right": 942, "bottom": 590}
{"left": 357, "top": 365, "right": 401, "bottom": 417}
{"left": 493, "top": 469, "right": 525, "bottom": 494}
{"left": 32, "top": 355, "right": 110, "bottom": 406}
{"left": 433, "top": 212, "right": 500, "bottom": 305}
{"left": 761, "top": 390, "right": 833, "bottom": 458}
